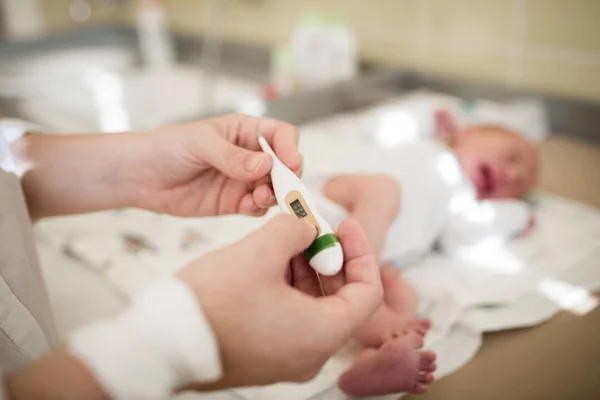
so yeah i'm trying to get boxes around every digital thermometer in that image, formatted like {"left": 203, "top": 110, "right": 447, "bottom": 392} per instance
{"left": 258, "top": 134, "right": 343, "bottom": 276}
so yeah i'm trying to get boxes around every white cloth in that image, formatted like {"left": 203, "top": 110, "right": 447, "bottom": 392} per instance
{"left": 305, "top": 141, "right": 454, "bottom": 265}
{"left": 32, "top": 184, "right": 600, "bottom": 400}
{"left": 70, "top": 279, "right": 222, "bottom": 400}
{"left": 356, "top": 91, "right": 549, "bottom": 144}
{"left": 243, "top": 193, "right": 600, "bottom": 400}
{"left": 0, "top": 120, "right": 58, "bottom": 373}
{"left": 302, "top": 138, "right": 531, "bottom": 267}
{"left": 23, "top": 115, "right": 596, "bottom": 400}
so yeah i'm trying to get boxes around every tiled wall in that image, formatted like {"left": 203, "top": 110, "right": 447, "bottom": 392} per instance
{"left": 164, "top": 0, "right": 600, "bottom": 102}
{"left": 40, "top": 0, "right": 133, "bottom": 32}
{"left": 37, "top": 0, "right": 600, "bottom": 102}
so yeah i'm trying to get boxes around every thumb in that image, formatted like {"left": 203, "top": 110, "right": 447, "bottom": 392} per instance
{"left": 249, "top": 214, "right": 317, "bottom": 274}
{"left": 319, "top": 218, "right": 382, "bottom": 335}
{"left": 203, "top": 132, "right": 273, "bottom": 181}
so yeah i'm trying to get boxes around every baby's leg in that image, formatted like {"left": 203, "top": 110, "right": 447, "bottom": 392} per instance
{"left": 323, "top": 174, "right": 402, "bottom": 257}
{"left": 341, "top": 274, "right": 436, "bottom": 396}
{"left": 354, "top": 265, "right": 430, "bottom": 348}
{"left": 381, "top": 264, "right": 417, "bottom": 315}
{"left": 325, "top": 175, "right": 430, "bottom": 342}
{"left": 339, "top": 333, "right": 436, "bottom": 396}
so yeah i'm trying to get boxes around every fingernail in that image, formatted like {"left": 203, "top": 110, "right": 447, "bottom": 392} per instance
{"left": 245, "top": 154, "right": 266, "bottom": 173}
{"left": 268, "top": 194, "right": 276, "bottom": 204}
{"left": 293, "top": 153, "right": 303, "bottom": 169}
{"left": 310, "top": 223, "right": 318, "bottom": 238}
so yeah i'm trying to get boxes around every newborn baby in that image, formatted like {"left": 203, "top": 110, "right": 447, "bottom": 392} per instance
{"left": 305, "top": 125, "right": 538, "bottom": 396}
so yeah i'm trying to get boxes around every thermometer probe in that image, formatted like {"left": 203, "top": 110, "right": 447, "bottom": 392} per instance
{"left": 258, "top": 134, "right": 343, "bottom": 275}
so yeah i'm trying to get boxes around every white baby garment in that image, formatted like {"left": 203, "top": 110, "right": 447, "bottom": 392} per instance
{"left": 302, "top": 138, "right": 531, "bottom": 266}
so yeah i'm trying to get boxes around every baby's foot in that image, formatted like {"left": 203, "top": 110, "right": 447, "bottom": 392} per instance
{"left": 354, "top": 301, "right": 432, "bottom": 348}
{"left": 354, "top": 265, "right": 432, "bottom": 347}
{"left": 354, "top": 303, "right": 403, "bottom": 348}
{"left": 338, "top": 333, "right": 437, "bottom": 396}
{"left": 407, "top": 318, "right": 432, "bottom": 337}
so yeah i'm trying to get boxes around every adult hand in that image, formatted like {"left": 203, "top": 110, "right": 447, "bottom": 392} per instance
{"left": 178, "top": 215, "right": 383, "bottom": 389}
{"left": 128, "top": 113, "right": 302, "bottom": 217}
{"left": 14, "top": 114, "right": 301, "bottom": 220}
{"left": 5, "top": 216, "right": 381, "bottom": 399}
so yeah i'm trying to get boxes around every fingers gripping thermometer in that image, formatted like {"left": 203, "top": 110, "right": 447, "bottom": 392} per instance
{"left": 258, "top": 134, "right": 343, "bottom": 275}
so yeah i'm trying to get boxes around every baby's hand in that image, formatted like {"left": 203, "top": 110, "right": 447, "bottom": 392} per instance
{"left": 434, "top": 109, "right": 459, "bottom": 139}
{"left": 518, "top": 215, "right": 536, "bottom": 237}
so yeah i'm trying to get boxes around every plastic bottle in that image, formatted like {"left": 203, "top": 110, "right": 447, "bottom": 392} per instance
{"left": 327, "top": 12, "right": 357, "bottom": 82}
{"left": 270, "top": 45, "right": 297, "bottom": 96}
{"left": 291, "top": 10, "right": 331, "bottom": 90}
{"left": 136, "top": 0, "right": 175, "bottom": 68}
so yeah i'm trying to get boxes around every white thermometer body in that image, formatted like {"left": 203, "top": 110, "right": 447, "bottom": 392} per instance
{"left": 258, "top": 135, "right": 343, "bottom": 275}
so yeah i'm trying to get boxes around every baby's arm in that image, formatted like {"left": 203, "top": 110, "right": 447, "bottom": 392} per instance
{"left": 323, "top": 174, "right": 401, "bottom": 259}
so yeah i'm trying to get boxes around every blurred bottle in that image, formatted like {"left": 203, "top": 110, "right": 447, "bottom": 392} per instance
{"left": 328, "top": 12, "right": 357, "bottom": 82}
{"left": 289, "top": 10, "right": 357, "bottom": 91}
{"left": 291, "top": 11, "right": 328, "bottom": 89}
{"left": 1, "top": 0, "right": 45, "bottom": 40}
{"left": 136, "top": 0, "right": 175, "bottom": 68}
{"left": 269, "top": 45, "right": 297, "bottom": 98}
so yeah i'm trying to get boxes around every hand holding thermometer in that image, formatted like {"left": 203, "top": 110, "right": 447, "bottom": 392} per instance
{"left": 258, "top": 133, "right": 344, "bottom": 275}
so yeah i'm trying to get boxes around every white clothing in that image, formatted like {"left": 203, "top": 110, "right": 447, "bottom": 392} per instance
{"left": 0, "top": 120, "right": 222, "bottom": 398}
{"left": 0, "top": 120, "right": 58, "bottom": 372}
{"left": 305, "top": 141, "right": 530, "bottom": 266}
{"left": 70, "top": 279, "right": 222, "bottom": 400}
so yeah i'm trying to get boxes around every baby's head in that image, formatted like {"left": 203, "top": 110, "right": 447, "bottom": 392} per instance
{"left": 450, "top": 125, "right": 538, "bottom": 199}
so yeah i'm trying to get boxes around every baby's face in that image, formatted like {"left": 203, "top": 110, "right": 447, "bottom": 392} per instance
{"left": 452, "top": 128, "right": 538, "bottom": 199}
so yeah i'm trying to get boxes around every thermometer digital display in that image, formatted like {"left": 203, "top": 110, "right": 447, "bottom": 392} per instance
{"left": 290, "top": 199, "right": 308, "bottom": 218}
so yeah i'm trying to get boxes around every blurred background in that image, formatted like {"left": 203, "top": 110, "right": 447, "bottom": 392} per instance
{"left": 161, "top": 0, "right": 599, "bottom": 102}
{"left": 3, "top": 0, "right": 600, "bottom": 100}
{"left": 1, "top": 0, "right": 598, "bottom": 205}
{"left": 2, "top": 2, "right": 600, "bottom": 400}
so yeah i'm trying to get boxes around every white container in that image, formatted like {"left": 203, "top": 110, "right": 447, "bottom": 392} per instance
{"left": 291, "top": 11, "right": 330, "bottom": 89}
{"left": 136, "top": 2, "right": 175, "bottom": 68}
{"left": 0, "top": 0, "right": 44, "bottom": 39}
{"left": 290, "top": 11, "right": 357, "bottom": 89}
{"left": 325, "top": 13, "right": 357, "bottom": 83}
{"left": 270, "top": 45, "right": 297, "bottom": 96}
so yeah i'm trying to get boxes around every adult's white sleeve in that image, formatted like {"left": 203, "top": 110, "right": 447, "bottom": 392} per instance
{"left": 0, "top": 119, "right": 46, "bottom": 174}
{"left": 69, "top": 278, "right": 222, "bottom": 400}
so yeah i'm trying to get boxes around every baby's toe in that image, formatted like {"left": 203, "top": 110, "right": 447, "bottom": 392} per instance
{"left": 421, "top": 362, "right": 437, "bottom": 373}
{"left": 412, "top": 382, "right": 429, "bottom": 394}
{"left": 418, "top": 372, "right": 435, "bottom": 385}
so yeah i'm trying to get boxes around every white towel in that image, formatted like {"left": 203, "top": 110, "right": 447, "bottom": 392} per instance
{"left": 34, "top": 130, "right": 599, "bottom": 400}
{"left": 35, "top": 191, "right": 600, "bottom": 400}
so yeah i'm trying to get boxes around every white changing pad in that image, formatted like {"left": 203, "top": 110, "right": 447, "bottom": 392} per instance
{"left": 32, "top": 95, "right": 596, "bottom": 399}
{"left": 35, "top": 188, "right": 600, "bottom": 400}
